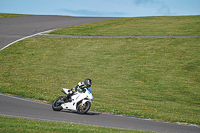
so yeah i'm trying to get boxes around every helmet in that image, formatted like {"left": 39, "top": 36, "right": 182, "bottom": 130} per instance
{"left": 84, "top": 78, "right": 92, "bottom": 87}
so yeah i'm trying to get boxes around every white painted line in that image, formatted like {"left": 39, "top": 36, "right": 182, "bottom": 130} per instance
{"left": 0, "top": 29, "right": 55, "bottom": 51}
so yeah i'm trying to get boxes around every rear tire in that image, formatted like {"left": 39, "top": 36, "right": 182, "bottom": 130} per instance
{"left": 77, "top": 101, "right": 91, "bottom": 114}
{"left": 52, "top": 96, "right": 64, "bottom": 111}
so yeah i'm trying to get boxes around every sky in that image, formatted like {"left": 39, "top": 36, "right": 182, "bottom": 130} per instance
{"left": 0, "top": 0, "right": 200, "bottom": 17}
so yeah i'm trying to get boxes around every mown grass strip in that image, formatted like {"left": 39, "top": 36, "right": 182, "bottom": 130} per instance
{"left": 0, "top": 13, "right": 36, "bottom": 18}
{"left": 0, "top": 13, "right": 65, "bottom": 18}
{"left": 0, "top": 37, "right": 199, "bottom": 125}
{"left": 0, "top": 116, "right": 154, "bottom": 133}
{"left": 49, "top": 15, "right": 200, "bottom": 36}
{"left": 38, "top": 34, "right": 200, "bottom": 38}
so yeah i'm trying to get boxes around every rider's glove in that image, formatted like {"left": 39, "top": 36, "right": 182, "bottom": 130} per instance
{"left": 82, "top": 88, "right": 86, "bottom": 93}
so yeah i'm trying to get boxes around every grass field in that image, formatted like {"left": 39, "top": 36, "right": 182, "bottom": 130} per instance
{"left": 0, "top": 13, "right": 36, "bottom": 18}
{"left": 0, "top": 116, "right": 154, "bottom": 133}
{"left": 49, "top": 15, "right": 200, "bottom": 36}
{"left": 0, "top": 15, "right": 200, "bottom": 125}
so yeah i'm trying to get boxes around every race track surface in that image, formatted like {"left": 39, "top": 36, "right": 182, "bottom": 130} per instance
{"left": 0, "top": 16, "right": 118, "bottom": 50}
{"left": 0, "top": 94, "right": 199, "bottom": 133}
{"left": 0, "top": 16, "right": 200, "bottom": 133}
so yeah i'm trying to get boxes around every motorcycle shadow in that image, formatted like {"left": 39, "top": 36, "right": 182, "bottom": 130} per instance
{"left": 61, "top": 110, "right": 100, "bottom": 115}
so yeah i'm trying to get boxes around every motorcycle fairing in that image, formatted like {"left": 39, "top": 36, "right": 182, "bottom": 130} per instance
{"left": 61, "top": 89, "right": 90, "bottom": 110}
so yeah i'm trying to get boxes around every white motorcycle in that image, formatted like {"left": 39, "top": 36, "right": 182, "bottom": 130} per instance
{"left": 52, "top": 88, "right": 93, "bottom": 114}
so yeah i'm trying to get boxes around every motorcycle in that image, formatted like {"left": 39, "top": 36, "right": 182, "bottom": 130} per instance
{"left": 52, "top": 88, "right": 93, "bottom": 114}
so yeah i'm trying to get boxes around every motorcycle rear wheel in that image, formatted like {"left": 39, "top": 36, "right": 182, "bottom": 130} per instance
{"left": 77, "top": 101, "right": 91, "bottom": 114}
{"left": 52, "top": 96, "right": 64, "bottom": 111}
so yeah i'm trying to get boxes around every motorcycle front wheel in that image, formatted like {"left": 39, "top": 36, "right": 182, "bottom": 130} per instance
{"left": 52, "top": 96, "right": 64, "bottom": 111}
{"left": 77, "top": 101, "right": 91, "bottom": 114}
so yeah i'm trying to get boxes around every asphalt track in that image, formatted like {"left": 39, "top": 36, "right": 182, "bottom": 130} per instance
{"left": 1, "top": 93, "right": 199, "bottom": 133}
{"left": 0, "top": 16, "right": 200, "bottom": 132}
{"left": 0, "top": 16, "right": 118, "bottom": 50}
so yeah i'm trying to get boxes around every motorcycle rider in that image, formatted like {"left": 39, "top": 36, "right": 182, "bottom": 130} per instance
{"left": 62, "top": 78, "right": 92, "bottom": 102}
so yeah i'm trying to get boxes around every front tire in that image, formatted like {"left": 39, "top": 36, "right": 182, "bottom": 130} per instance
{"left": 77, "top": 101, "right": 91, "bottom": 114}
{"left": 52, "top": 96, "right": 64, "bottom": 111}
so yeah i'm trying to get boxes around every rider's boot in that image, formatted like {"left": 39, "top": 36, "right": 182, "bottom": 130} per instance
{"left": 67, "top": 90, "right": 73, "bottom": 102}
{"left": 60, "top": 96, "right": 67, "bottom": 102}
{"left": 61, "top": 90, "right": 73, "bottom": 102}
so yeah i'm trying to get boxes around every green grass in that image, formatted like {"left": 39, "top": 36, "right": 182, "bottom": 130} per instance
{"left": 49, "top": 15, "right": 200, "bottom": 36}
{"left": 0, "top": 37, "right": 199, "bottom": 125}
{"left": 0, "top": 116, "right": 153, "bottom": 133}
{"left": 0, "top": 13, "right": 69, "bottom": 18}
{"left": 0, "top": 13, "right": 36, "bottom": 18}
